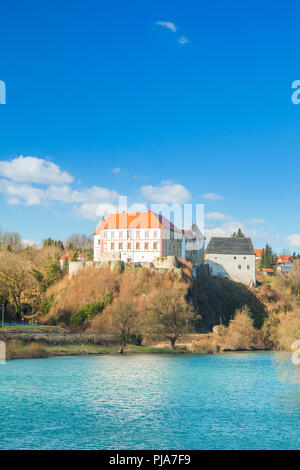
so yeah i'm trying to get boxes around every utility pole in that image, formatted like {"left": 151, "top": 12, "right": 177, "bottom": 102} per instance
{"left": 32, "top": 305, "right": 34, "bottom": 325}
{"left": 1, "top": 304, "right": 4, "bottom": 327}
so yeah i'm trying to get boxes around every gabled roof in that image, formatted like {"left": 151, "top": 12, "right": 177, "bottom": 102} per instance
{"left": 255, "top": 248, "right": 264, "bottom": 257}
{"left": 276, "top": 255, "right": 293, "bottom": 264}
{"left": 206, "top": 237, "right": 255, "bottom": 255}
{"left": 94, "top": 210, "right": 182, "bottom": 235}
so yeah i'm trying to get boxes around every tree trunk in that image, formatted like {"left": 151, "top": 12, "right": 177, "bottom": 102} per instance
{"left": 170, "top": 337, "right": 176, "bottom": 350}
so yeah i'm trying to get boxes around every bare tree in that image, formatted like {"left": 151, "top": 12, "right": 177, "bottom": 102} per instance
{"left": 148, "top": 285, "right": 196, "bottom": 349}
{"left": 2, "top": 231, "right": 22, "bottom": 251}
{"left": 0, "top": 252, "right": 38, "bottom": 318}
{"left": 111, "top": 297, "right": 140, "bottom": 353}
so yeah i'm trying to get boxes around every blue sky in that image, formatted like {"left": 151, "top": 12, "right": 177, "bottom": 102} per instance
{"left": 0, "top": 0, "right": 300, "bottom": 252}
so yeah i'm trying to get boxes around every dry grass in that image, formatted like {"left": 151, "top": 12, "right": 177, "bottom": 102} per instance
{"left": 6, "top": 340, "right": 50, "bottom": 360}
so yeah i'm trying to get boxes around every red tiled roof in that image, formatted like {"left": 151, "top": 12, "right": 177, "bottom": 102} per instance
{"left": 276, "top": 255, "right": 293, "bottom": 264}
{"left": 261, "top": 268, "right": 274, "bottom": 273}
{"left": 255, "top": 249, "right": 264, "bottom": 257}
{"left": 94, "top": 210, "right": 182, "bottom": 234}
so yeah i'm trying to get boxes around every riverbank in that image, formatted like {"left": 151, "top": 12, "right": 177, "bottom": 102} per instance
{"left": 1, "top": 326, "right": 269, "bottom": 360}
{"left": 5, "top": 341, "right": 193, "bottom": 360}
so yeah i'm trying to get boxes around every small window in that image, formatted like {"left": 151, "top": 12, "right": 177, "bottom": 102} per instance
{"left": 154, "top": 242, "right": 157, "bottom": 250}
{"left": 238, "top": 264, "right": 241, "bottom": 269}
{"left": 234, "top": 256, "right": 237, "bottom": 259}
{"left": 247, "top": 265, "right": 250, "bottom": 269}
{"left": 119, "top": 243, "right": 123, "bottom": 250}
{"left": 215, "top": 257, "right": 217, "bottom": 260}
{"left": 111, "top": 232, "right": 115, "bottom": 239}
{"left": 154, "top": 231, "right": 158, "bottom": 238}
{"left": 136, "top": 231, "right": 140, "bottom": 239}
{"left": 136, "top": 243, "right": 140, "bottom": 250}
{"left": 98, "top": 240, "right": 101, "bottom": 246}
{"left": 127, "top": 243, "right": 131, "bottom": 250}
{"left": 119, "top": 231, "right": 123, "bottom": 239}
{"left": 145, "top": 231, "right": 149, "bottom": 239}
{"left": 243, "top": 256, "right": 246, "bottom": 260}
{"left": 104, "top": 232, "right": 107, "bottom": 239}
{"left": 145, "top": 243, "right": 149, "bottom": 250}
{"left": 111, "top": 243, "right": 114, "bottom": 250}
{"left": 127, "top": 230, "right": 132, "bottom": 239}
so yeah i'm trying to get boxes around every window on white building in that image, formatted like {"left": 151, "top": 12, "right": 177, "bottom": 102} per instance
{"left": 127, "top": 230, "right": 132, "bottom": 239}
{"left": 119, "top": 232, "right": 123, "bottom": 239}
{"left": 247, "top": 265, "right": 250, "bottom": 269}
{"left": 104, "top": 232, "right": 107, "bottom": 239}
{"left": 98, "top": 240, "right": 101, "bottom": 246}
{"left": 238, "top": 265, "right": 241, "bottom": 269}
{"left": 154, "top": 231, "right": 158, "bottom": 238}
{"left": 145, "top": 231, "right": 149, "bottom": 239}
{"left": 136, "top": 243, "right": 140, "bottom": 250}
{"left": 128, "top": 243, "right": 131, "bottom": 250}
{"left": 119, "top": 243, "right": 123, "bottom": 250}
{"left": 145, "top": 243, "right": 149, "bottom": 250}
{"left": 136, "top": 231, "right": 140, "bottom": 239}
{"left": 154, "top": 242, "right": 157, "bottom": 250}
{"left": 111, "top": 243, "right": 115, "bottom": 250}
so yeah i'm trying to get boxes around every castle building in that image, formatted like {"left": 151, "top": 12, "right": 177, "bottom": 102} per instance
{"left": 93, "top": 210, "right": 204, "bottom": 266}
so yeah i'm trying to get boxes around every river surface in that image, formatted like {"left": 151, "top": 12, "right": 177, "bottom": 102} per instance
{"left": 0, "top": 352, "right": 300, "bottom": 449}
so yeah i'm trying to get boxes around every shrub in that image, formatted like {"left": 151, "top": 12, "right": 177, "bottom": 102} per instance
{"left": 70, "top": 296, "right": 112, "bottom": 326}
{"left": 214, "top": 306, "right": 265, "bottom": 351}
{"left": 192, "top": 337, "right": 217, "bottom": 354}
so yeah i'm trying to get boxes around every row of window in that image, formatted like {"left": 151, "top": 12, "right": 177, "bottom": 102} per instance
{"left": 102, "top": 230, "right": 159, "bottom": 240}
{"left": 105, "top": 242, "right": 159, "bottom": 251}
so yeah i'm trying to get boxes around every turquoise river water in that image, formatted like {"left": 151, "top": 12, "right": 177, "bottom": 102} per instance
{"left": 0, "top": 352, "right": 300, "bottom": 450}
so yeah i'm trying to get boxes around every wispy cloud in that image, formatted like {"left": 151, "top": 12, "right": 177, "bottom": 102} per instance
{"left": 140, "top": 181, "right": 191, "bottom": 204}
{"left": 202, "top": 192, "right": 223, "bottom": 200}
{"left": 155, "top": 21, "right": 177, "bottom": 33}
{"left": 112, "top": 167, "right": 121, "bottom": 174}
{"left": 251, "top": 218, "right": 265, "bottom": 224}
{"left": 154, "top": 21, "right": 190, "bottom": 45}
{"left": 206, "top": 212, "right": 231, "bottom": 221}
{"left": 285, "top": 234, "right": 300, "bottom": 247}
{"left": 177, "top": 36, "right": 189, "bottom": 45}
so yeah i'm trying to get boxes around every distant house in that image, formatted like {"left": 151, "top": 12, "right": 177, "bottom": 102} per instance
{"left": 255, "top": 248, "right": 264, "bottom": 266}
{"left": 276, "top": 255, "right": 293, "bottom": 274}
{"left": 205, "top": 237, "right": 256, "bottom": 285}
{"left": 260, "top": 268, "right": 275, "bottom": 277}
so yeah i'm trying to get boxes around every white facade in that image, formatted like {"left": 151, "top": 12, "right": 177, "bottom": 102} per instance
{"left": 94, "top": 227, "right": 162, "bottom": 263}
{"left": 206, "top": 253, "right": 256, "bottom": 285}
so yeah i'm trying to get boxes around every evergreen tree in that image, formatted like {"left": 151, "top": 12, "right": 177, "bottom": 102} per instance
{"left": 231, "top": 228, "right": 245, "bottom": 238}
{"left": 259, "top": 243, "right": 275, "bottom": 269}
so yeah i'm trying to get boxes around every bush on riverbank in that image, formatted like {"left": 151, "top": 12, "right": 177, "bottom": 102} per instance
{"left": 213, "top": 306, "right": 265, "bottom": 351}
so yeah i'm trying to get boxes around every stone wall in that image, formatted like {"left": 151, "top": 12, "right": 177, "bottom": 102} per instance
{"left": 0, "top": 331, "right": 119, "bottom": 345}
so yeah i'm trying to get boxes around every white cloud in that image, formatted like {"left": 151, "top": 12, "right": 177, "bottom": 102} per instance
{"left": 75, "top": 203, "right": 118, "bottom": 220}
{"left": 140, "top": 181, "right": 191, "bottom": 204}
{"left": 285, "top": 234, "right": 300, "bottom": 247}
{"left": 155, "top": 21, "right": 177, "bottom": 33}
{"left": 206, "top": 212, "right": 230, "bottom": 221}
{"left": 112, "top": 167, "right": 121, "bottom": 174}
{"left": 0, "top": 155, "right": 120, "bottom": 221}
{"left": 205, "top": 221, "right": 245, "bottom": 239}
{"left": 202, "top": 192, "right": 223, "bottom": 200}
{"left": 177, "top": 36, "right": 189, "bottom": 45}
{"left": 0, "top": 180, "right": 44, "bottom": 205}
{"left": 0, "top": 155, "right": 73, "bottom": 184}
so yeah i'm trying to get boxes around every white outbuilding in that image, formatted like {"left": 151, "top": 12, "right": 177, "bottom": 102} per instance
{"left": 205, "top": 237, "right": 256, "bottom": 286}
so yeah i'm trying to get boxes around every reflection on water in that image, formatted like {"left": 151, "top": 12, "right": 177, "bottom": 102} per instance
{"left": 0, "top": 352, "right": 300, "bottom": 450}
